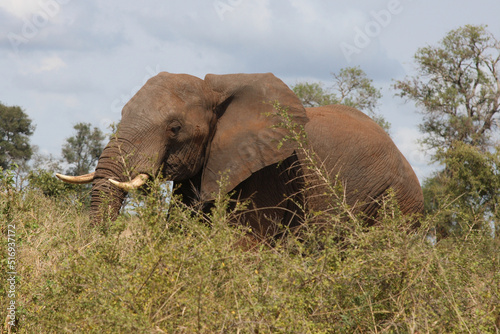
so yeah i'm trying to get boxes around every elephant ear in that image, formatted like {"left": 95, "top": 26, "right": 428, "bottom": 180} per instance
{"left": 201, "top": 73, "right": 308, "bottom": 200}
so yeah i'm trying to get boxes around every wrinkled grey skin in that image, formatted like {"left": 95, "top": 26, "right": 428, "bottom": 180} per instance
{"left": 77, "top": 72, "right": 423, "bottom": 237}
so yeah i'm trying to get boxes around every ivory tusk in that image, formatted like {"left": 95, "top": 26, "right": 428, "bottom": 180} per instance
{"left": 56, "top": 172, "right": 95, "bottom": 184}
{"left": 108, "top": 174, "right": 149, "bottom": 190}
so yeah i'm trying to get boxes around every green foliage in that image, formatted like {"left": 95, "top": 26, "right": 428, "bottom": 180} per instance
{"left": 0, "top": 102, "right": 35, "bottom": 169}
{"left": 397, "top": 25, "right": 500, "bottom": 238}
{"left": 394, "top": 25, "right": 500, "bottom": 152}
{"left": 62, "top": 122, "right": 105, "bottom": 175}
{"left": 423, "top": 142, "right": 500, "bottom": 239}
{"left": 292, "top": 82, "right": 337, "bottom": 108}
{"left": 26, "top": 150, "right": 92, "bottom": 211}
{"left": 292, "top": 66, "right": 390, "bottom": 132}
{"left": 28, "top": 169, "right": 80, "bottom": 198}
{"left": 333, "top": 66, "right": 382, "bottom": 116}
{"left": 0, "top": 165, "right": 17, "bottom": 190}
{"left": 2, "top": 169, "right": 499, "bottom": 333}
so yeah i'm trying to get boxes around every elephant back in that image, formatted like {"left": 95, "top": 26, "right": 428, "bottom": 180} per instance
{"left": 304, "top": 105, "right": 424, "bottom": 219}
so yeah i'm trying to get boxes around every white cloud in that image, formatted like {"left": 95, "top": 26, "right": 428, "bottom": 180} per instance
{"left": 35, "top": 55, "right": 67, "bottom": 73}
{"left": 394, "top": 127, "right": 424, "bottom": 163}
{"left": 0, "top": 0, "right": 41, "bottom": 18}
{"left": 289, "top": 0, "right": 316, "bottom": 22}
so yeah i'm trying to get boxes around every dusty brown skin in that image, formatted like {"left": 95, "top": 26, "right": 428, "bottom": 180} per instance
{"left": 57, "top": 72, "right": 423, "bottom": 237}
{"left": 303, "top": 105, "right": 423, "bottom": 224}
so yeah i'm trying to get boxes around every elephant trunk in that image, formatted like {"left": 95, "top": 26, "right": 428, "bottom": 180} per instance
{"left": 89, "top": 140, "right": 131, "bottom": 224}
{"left": 90, "top": 177, "right": 127, "bottom": 223}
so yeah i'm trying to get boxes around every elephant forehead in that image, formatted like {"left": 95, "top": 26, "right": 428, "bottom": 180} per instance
{"left": 122, "top": 88, "right": 204, "bottom": 119}
{"left": 146, "top": 72, "right": 209, "bottom": 101}
{"left": 148, "top": 72, "right": 204, "bottom": 90}
{"left": 122, "top": 72, "right": 208, "bottom": 116}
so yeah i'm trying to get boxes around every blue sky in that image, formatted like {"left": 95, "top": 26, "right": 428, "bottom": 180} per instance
{"left": 1, "top": 0, "right": 499, "bottom": 182}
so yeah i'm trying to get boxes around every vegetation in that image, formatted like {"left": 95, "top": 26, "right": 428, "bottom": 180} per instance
{"left": 395, "top": 24, "right": 500, "bottom": 145}
{"left": 394, "top": 25, "right": 500, "bottom": 152}
{"left": 394, "top": 25, "right": 500, "bottom": 239}
{"left": 292, "top": 66, "right": 390, "bottom": 132}
{"left": 422, "top": 142, "right": 500, "bottom": 238}
{"left": 0, "top": 102, "right": 35, "bottom": 170}
{"left": 1, "top": 161, "right": 499, "bottom": 333}
{"left": 62, "top": 122, "right": 105, "bottom": 176}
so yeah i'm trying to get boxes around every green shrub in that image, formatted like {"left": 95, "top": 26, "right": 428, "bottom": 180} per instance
{"left": 1, "top": 166, "right": 499, "bottom": 333}
{"left": 27, "top": 169, "right": 77, "bottom": 198}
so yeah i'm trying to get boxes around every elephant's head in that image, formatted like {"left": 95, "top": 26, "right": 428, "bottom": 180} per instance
{"left": 58, "top": 72, "right": 308, "bottom": 223}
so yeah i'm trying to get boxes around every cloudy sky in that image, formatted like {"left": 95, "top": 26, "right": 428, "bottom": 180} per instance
{"left": 1, "top": 0, "right": 499, "bottom": 182}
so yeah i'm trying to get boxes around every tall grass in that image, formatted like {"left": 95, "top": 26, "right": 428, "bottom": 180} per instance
{"left": 1, "top": 167, "right": 499, "bottom": 333}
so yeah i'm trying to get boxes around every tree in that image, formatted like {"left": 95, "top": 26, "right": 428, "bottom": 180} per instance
{"left": 0, "top": 102, "right": 35, "bottom": 169}
{"left": 291, "top": 82, "right": 335, "bottom": 108}
{"left": 394, "top": 25, "right": 500, "bottom": 152}
{"left": 394, "top": 25, "right": 500, "bottom": 238}
{"left": 332, "top": 66, "right": 382, "bottom": 115}
{"left": 62, "top": 123, "right": 105, "bottom": 176}
{"left": 292, "top": 67, "right": 390, "bottom": 132}
{"left": 423, "top": 142, "right": 500, "bottom": 238}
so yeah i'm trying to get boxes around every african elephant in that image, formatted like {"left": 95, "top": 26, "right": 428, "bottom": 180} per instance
{"left": 56, "top": 72, "right": 423, "bottom": 237}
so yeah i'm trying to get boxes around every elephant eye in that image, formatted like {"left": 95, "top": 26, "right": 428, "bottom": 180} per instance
{"left": 170, "top": 125, "right": 181, "bottom": 136}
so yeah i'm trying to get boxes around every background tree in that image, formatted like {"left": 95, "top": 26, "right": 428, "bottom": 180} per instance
{"left": 292, "top": 66, "right": 390, "bottom": 132}
{"left": 27, "top": 147, "right": 75, "bottom": 197}
{"left": 394, "top": 25, "right": 500, "bottom": 238}
{"left": 394, "top": 25, "right": 500, "bottom": 152}
{"left": 422, "top": 143, "right": 500, "bottom": 238}
{"left": 291, "top": 82, "right": 335, "bottom": 108}
{"left": 0, "top": 102, "right": 35, "bottom": 169}
{"left": 62, "top": 123, "right": 105, "bottom": 176}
